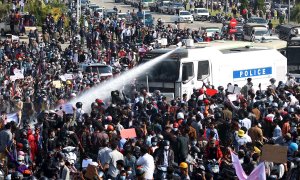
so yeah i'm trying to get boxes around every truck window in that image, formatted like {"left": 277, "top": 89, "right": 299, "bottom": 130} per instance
{"left": 182, "top": 62, "right": 194, "bottom": 82}
{"left": 197, "top": 61, "right": 209, "bottom": 80}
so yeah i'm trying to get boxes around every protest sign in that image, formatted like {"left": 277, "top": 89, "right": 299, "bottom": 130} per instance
{"left": 228, "top": 85, "right": 241, "bottom": 94}
{"left": 228, "top": 94, "right": 237, "bottom": 101}
{"left": 10, "top": 72, "right": 24, "bottom": 81}
{"left": 261, "top": 144, "right": 288, "bottom": 163}
{"left": 52, "top": 81, "right": 62, "bottom": 88}
{"left": 59, "top": 75, "right": 66, "bottom": 81}
{"left": 206, "top": 88, "right": 218, "bottom": 96}
{"left": 120, "top": 128, "right": 137, "bottom": 139}
{"left": 7, "top": 113, "right": 18, "bottom": 123}
{"left": 62, "top": 104, "right": 74, "bottom": 114}
{"left": 82, "top": 159, "right": 93, "bottom": 168}
{"left": 64, "top": 74, "right": 74, "bottom": 80}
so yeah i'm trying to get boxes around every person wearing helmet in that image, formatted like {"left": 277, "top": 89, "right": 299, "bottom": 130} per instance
{"left": 187, "top": 94, "right": 197, "bottom": 108}
{"left": 150, "top": 137, "right": 159, "bottom": 154}
{"left": 269, "top": 78, "right": 276, "bottom": 89}
{"left": 288, "top": 142, "right": 298, "bottom": 156}
{"left": 91, "top": 102, "right": 98, "bottom": 111}
{"left": 95, "top": 99, "right": 106, "bottom": 114}
{"left": 75, "top": 102, "right": 85, "bottom": 126}
{"left": 153, "top": 140, "right": 175, "bottom": 168}
{"left": 179, "top": 162, "right": 190, "bottom": 180}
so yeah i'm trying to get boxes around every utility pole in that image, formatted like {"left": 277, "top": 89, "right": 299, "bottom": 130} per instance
{"left": 288, "top": 0, "right": 290, "bottom": 23}
{"left": 77, "top": 0, "right": 80, "bottom": 24}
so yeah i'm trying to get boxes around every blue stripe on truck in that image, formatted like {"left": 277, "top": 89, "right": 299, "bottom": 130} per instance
{"left": 233, "top": 67, "right": 272, "bottom": 79}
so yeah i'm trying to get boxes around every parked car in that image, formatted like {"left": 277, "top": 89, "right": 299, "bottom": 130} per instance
{"left": 104, "top": 9, "right": 117, "bottom": 18}
{"left": 247, "top": 17, "right": 268, "bottom": 28}
{"left": 157, "top": 1, "right": 170, "bottom": 13}
{"left": 79, "top": 63, "right": 113, "bottom": 80}
{"left": 117, "top": 13, "right": 129, "bottom": 21}
{"left": 167, "top": 2, "right": 185, "bottom": 15}
{"left": 173, "top": 11, "right": 194, "bottom": 23}
{"left": 203, "top": 27, "right": 221, "bottom": 37}
{"left": 89, "top": 4, "right": 100, "bottom": 13}
{"left": 193, "top": 8, "right": 209, "bottom": 21}
{"left": 141, "top": 0, "right": 155, "bottom": 9}
{"left": 136, "top": 12, "right": 154, "bottom": 26}
{"left": 95, "top": 8, "right": 104, "bottom": 18}
{"left": 124, "top": 0, "right": 132, "bottom": 4}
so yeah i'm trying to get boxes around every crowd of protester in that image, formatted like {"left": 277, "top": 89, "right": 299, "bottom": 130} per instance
{"left": 0, "top": 0, "right": 299, "bottom": 180}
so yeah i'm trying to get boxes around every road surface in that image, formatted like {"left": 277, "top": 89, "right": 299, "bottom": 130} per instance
{"left": 90, "top": 0, "right": 223, "bottom": 30}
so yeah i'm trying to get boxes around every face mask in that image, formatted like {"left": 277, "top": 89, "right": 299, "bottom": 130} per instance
{"left": 120, "top": 176, "right": 126, "bottom": 180}
{"left": 164, "top": 146, "right": 170, "bottom": 150}
{"left": 59, "top": 162, "right": 65, "bottom": 166}
{"left": 173, "top": 128, "right": 178, "bottom": 131}
{"left": 127, "top": 171, "right": 132, "bottom": 175}
{"left": 192, "top": 141, "right": 197, "bottom": 146}
{"left": 152, "top": 142, "right": 157, "bottom": 146}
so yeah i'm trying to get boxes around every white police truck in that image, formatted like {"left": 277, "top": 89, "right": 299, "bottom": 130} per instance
{"left": 136, "top": 41, "right": 287, "bottom": 99}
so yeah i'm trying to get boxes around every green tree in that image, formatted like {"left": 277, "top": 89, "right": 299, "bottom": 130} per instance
{"left": 25, "top": 0, "right": 67, "bottom": 26}
{"left": 291, "top": 3, "right": 300, "bottom": 23}
{"left": 253, "top": 0, "right": 265, "bottom": 13}
{"left": 0, "top": 2, "right": 10, "bottom": 19}
{"left": 240, "top": 0, "right": 248, "bottom": 10}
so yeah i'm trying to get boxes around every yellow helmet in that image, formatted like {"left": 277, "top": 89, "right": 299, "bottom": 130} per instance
{"left": 66, "top": 80, "right": 72, "bottom": 85}
{"left": 179, "top": 162, "right": 188, "bottom": 169}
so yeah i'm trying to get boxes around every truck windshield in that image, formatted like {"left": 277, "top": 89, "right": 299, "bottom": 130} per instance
{"left": 180, "top": 11, "right": 191, "bottom": 15}
{"left": 86, "top": 66, "right": 112, "bottom": 73}
{"left": 197, "top": 9, "right": 208, "bottom": 13}
{"left": 254, "top": 30, "right": 268, "bottom": 36}
{"left": 142, "top": 59, "right": 180, "bottom": 82}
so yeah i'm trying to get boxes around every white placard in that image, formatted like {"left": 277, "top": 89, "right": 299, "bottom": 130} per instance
{"left": 63, "top": 104, "right": 74, "bottom": 114}
{"left": 228, "top": 94, "right": 237, "bottom": 102}
{"left": 64, "top": 74, "right": 74, "bottom": 80}
{"left": 7, "top": 113, "right": 19, "bottom": 123}
{"left": 82, "top": 159, "right": 93, "bottom": 168}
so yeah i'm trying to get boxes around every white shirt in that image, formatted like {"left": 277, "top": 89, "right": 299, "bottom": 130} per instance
{"left": 239, "top": 118, "right": 252, "bottom": 130}
{"left": 237, "top": 134, "right": 252, "bottom": 146}
{"left": 76, "top": 108, "right": 84, "bottom": 122}
{"left": 107, "top": 149, "right": 124, "bottom": 178}
{"left": 163, "top": 150, "right": 169, "bottom": 166}
{"left": 97, "top": 147, "right": 112, "bottom": 165}
{"left": 137, "top": 153, "right": 155, "bottom": 179}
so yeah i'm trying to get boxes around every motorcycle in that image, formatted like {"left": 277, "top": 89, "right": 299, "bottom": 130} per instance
{"left": 156, "top": 165, "right": 168, "bottom": 179}
{"left": 207, "top": 159, "right": 220, "bottom": 174}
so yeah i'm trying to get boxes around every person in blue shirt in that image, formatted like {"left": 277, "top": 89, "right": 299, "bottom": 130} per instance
{"left": 206, "top": 122, "right": 219, "bottom": 141}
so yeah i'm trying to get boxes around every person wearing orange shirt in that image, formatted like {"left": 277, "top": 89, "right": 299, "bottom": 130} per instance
{"left": 282, "top": 118, "right": 291, "bottom": 136}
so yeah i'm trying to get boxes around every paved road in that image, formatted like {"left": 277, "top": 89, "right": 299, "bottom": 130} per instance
{"left": 90, "top": 0, "right": 223, "bottom": 29}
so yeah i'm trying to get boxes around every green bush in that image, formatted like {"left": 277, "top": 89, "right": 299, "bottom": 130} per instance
{"left": 24, "top": 0, "right": 68, "bottom": 27}
{"left": 291, "top": 3, "right": 300, "bottom": 23}
{"left": 0, "top": 3, "right": 10, "bottom": 19}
